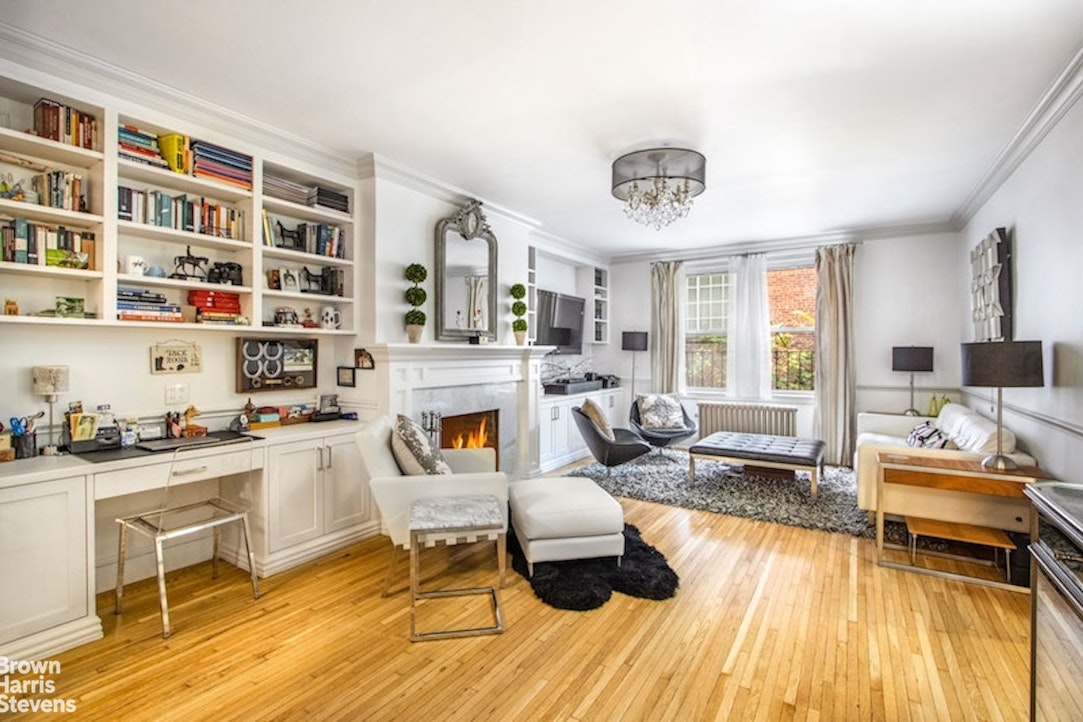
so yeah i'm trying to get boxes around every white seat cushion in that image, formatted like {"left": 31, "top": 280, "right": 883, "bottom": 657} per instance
{"left": 509, "top": 477, "right": 623, "bottom": 540}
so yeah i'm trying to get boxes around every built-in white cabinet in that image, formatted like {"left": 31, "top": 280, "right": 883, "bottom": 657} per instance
{"left": 538, "top": 388, "right": 621, "bottom": 472}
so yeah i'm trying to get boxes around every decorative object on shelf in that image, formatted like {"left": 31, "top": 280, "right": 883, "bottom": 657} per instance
{"left": 207, "top": 261, "right": 243, "bottom": 286}
{"left": 31, "top": 365, "right": 69, "bottom": 455}
{"left": 320, "top": 305, "right": 341, "bottom": 330}
{"left": 276, "top": 220, "right": 304, "bottom": 251}
{"left": 405, "top": 262, "right": 428, "bottom": 344}
{"left": 970, "top": 228, "right": 1012, "bottom": 342}
{"left": 300, "top": 266, "right": 344, "bottom": 296}
{"left": 314, "top": 394, "right": 341, "bottom": 422}
{"left": 55, "top": 296, "right": 85, "bottom": 318}
{"left": 150, "top": 341, "right": 202, "bottom": 374}
{"left": 435, "top": 199, "right": 498, "bottom": 342}
{"left": 510, "top": 282, "right": 528, "bottom": 346}
{"left": 892, "top": 346, "right": 934, "bottom": 416}
{"left": 355, "top": 348, "right": 375, "bottom": 369}
{"left": 622, "top": 331, "right": 649, "bottom": 395}
{"left": 926, "top": 395, "right": 940, "bottom": 417}
{"left": 336, "top": 366, "right": 356, "bottom": 387}
{"left": 960, "top": 340, "right": 1043, "bottom": 469}
{"left": 169, "top": 246, "right": 209, "bottom": 281}
{"left": 266, "top": 269, "right": 281, "bottom": 290}
{"left": 611, "top": 148, "right": 706, "bottom": 230}
{"left": 281, "top": 269, "right": 299, "bottom": 292}
{"left": 124, "top": 255, "right": 147, "bottom": 276}
{"left": 301, "top": 308, "right": 319, "bottom": 328}
{"left": 4, "top": 298, "right": 18, "bottom": 316}
{"left": 273, "top": 306, "right": 300, "bottom": 326}
{"left": 182, "top": 405, "right": 208, "bottom": 437}
{"left": 236, "top": 337, "right": 318, "bottom": 392}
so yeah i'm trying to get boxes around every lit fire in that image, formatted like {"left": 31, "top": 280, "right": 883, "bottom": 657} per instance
{"left": 451, "top": 417, "right": 489, "bottom": 449}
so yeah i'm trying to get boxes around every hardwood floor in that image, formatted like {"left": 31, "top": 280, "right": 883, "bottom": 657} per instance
{"left": 8, "top": 498, "right": 1030, "bottom": 721}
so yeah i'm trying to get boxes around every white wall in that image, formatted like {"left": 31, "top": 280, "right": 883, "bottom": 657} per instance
{"left": 960, "top": 91, "right": 1083, "bottom": 483}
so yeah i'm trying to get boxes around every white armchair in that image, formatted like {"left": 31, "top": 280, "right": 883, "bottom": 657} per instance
{"left": 355, "top": 415, "right": 508, "bottom": 595}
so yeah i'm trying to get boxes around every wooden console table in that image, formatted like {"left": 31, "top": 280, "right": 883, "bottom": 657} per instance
{"left": 875, "top": 452, "right": 1052, "bottom": 589}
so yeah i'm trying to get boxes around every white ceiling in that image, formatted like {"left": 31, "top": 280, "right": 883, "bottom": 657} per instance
{"left": 5, "top": 1, "right": 1083, "bottom": 257}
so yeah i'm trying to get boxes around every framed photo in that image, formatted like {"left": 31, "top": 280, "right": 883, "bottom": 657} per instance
{"left": 336, "top": 366, "right": 356, "bottom": 387}
{"left": 236, "top": 337, "right": 317, "bottom": 392}
{"left": 354, "top": 348, "right": 375, "bottom": 369}
{"left": 266, "top": 268, "right": 281, "bottom": 290}
{"left": 281, "top": 269, "right": 299, "bottom": 292}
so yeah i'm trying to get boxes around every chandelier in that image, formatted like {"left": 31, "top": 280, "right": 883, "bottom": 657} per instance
{"left": 611, "top": 148, "right": 706, "bottom": 230}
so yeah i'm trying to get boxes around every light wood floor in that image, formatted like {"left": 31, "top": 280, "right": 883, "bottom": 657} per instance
{"left": 10, "top": 498, "right": 1031, "bottom": 721}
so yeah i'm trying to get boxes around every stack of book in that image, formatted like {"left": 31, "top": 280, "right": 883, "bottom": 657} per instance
{"left": 191, "top": 141, "right": 252, "bottom": 190}
{"left": 117, "top": 125, "right": 169, "bottom": 169}
{"left": 264, "top": 174, "right": 311, "bottom": 205}
{"left": 33, "top": 98, "right": 99, "bottom": 150}
{"left": 1, "top": 217, "right": 95, "bottom": 269}
{"left": 117, "top": 287, "right": 183, "bottom": 323}
{"left": 117, "top": 186, "right": 245, "bottom": 239}
{"left": 307, "top": 185, "right": 349, "bottom": 213}
{"left": 187, "top": 289, "right": 244, "bottom": 325}
{"left": 30, "top": 170, "right": 87, "bottom": 212}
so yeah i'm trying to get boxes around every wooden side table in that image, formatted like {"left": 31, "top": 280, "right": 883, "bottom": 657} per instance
{"left": 875, "top": 452, "right": 1051, "bottom": 589}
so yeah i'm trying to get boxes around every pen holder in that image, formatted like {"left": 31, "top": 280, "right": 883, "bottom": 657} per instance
{"left": 13, "top": 433, "right": 37, "bottom": 459}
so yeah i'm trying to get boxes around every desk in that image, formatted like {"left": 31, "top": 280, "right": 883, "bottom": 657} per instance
{"left": 875, "top": 452, "right": 1051, "bottom": 589}
{"left": 0, "top": 420, "right": 373, "bottom": 660}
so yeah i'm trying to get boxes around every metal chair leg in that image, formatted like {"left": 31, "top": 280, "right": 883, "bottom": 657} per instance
{"left": 114, "top": 521, "right": 128, "bottom": 614}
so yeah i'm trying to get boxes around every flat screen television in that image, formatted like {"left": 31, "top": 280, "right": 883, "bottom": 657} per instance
{"left": 536, "top": 289, "right": 584, "bottom": 355}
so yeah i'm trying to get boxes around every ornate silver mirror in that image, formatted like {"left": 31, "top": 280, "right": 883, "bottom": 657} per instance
{"left": 435, "top": 199, "right": 498, "bottom": 341}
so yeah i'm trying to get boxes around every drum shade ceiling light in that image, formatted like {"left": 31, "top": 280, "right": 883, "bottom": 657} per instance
{"left": 611, "top": 148, "right": 706, "bottom": 230}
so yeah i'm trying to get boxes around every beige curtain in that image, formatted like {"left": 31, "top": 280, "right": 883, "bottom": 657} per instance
{"left": 814, "top": 243, "right": 857, "bottom": 465}
{"left": 650, "top": 260, "right": 684, "bottom": 394}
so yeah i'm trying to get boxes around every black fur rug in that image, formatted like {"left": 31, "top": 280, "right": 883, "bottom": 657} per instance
{"left": 508, "top": 524, "right": 679, "bottom": 611}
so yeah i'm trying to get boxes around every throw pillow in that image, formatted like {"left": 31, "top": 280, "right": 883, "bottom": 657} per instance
{"left": 636, "top": 394, "right": 685, "bottom": 429}
{"left": 906, "top": 421, "right": 956, "bottom": 449}
{"left": 580, "top": 398, "right": 614, "bottom": 440}
{"left": 391, "top": 414, "right": 452, "bottom": 475}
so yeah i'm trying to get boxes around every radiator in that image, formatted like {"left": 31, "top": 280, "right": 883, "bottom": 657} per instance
{"left": 697, "top": 402, "right": 798, "bottom": 437}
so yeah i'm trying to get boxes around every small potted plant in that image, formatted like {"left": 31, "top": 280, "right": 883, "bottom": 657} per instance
{"left": 404, "top": 263, "right": 427, "bottom": 343}
{"left": 510, "top": 282, "right": 528, "bottom": 346}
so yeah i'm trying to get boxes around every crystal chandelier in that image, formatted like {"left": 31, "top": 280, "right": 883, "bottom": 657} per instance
{"left": 611, "top": 148, "right": 706, "bottom": 230}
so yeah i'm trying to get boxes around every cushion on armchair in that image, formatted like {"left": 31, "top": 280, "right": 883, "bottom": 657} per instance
{"left": 636, "top": 394, "right": 685, "bottom": 429}
{"left": 391, "top": 414, "right": 452, "bottom": 475}
{"left": 580, "top": 398, "right": 614, "bottom": 440}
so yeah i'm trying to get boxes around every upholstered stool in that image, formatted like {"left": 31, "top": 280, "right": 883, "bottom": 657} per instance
{"left": 508, "top": 477, "right": 625, "bottom": 576}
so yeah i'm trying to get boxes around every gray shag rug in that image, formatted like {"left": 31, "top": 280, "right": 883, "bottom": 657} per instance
{"left": 569, "top": 450, "right": 879, "bottom": 538}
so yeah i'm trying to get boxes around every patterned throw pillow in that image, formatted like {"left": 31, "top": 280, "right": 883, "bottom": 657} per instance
{"left": 391, "top": 414, "right": 452, "bottom": 475}
{"left": 906, "top": 421, "right": 955, "bottom": 449}
{"left": 580, "top": 398, "right": 614, "bottom": 440}
{"left": 636, "top": 394, "right": 685, "bottom": 429}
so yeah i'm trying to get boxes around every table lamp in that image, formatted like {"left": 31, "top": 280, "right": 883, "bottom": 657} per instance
{"left": 892, "top": 346, "right": 934, "bottom": 416}
{"left": 32, "top": 365, "right": 70, "bottom": 455}
{"left": 622, "top": 331, "right": 648, "bottom": 396}
{"left": 960, "top": 340, "right": 1043, "bottom": 470}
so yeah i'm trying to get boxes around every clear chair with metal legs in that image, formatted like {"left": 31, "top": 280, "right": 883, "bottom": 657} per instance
{"left": 114, "top": 440, "right": 260, "bottom": 638}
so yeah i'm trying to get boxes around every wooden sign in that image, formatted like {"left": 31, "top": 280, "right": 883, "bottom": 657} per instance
{"left": 151, "top": 341, "right": 202, "bottom": 374}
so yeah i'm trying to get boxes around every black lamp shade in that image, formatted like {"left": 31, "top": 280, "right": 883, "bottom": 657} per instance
{"left": 961, "top": 341, "right": 1043, "bottom": 388}
{"left": 892, "top": 346, "right": 934, "bottom": 373}
{"left": 622, "top": 331, "right": 648, "bottom": 352}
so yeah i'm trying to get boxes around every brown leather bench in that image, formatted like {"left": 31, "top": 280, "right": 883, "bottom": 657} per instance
{"left": 689, "top": 432, "right": 826, "bottom": 495}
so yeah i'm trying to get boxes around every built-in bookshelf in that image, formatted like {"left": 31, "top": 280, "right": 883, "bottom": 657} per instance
{"left": 0, "top": 72, "right": 358, "bottom": 334}
{"left": 592, "top": 266, "right": 608, "bottom": 344}
{"left": 527, "top": 245, "right": 537, "bottom": 343}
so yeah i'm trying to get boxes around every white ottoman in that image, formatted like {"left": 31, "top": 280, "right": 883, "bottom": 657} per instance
{"left": 508, "top": 477, "right": 625, "bottom": 576}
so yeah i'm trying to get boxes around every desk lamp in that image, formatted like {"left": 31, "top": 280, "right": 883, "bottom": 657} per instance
{"left": 622, "top": 331, "right": 649, "bottom": 396}
{"left": 960, "top": 340, "right": 1043, "bottom": 470}
{"left": 32, "top": 365, "right": 70, "bottom": 455}
{"left": 892, "top": 346, "right": 933, "bottom": 416}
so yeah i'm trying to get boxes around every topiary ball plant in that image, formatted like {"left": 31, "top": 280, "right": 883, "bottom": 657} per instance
{"left": 512, "top": 318, "right": 528, "bottom": 332}
{"left": 510, "top": 282, "right": 528, "bottom": 342}
{"left": 510, "top": 283, "right": 526, "bottom": 299}
{"left": 404, "top": 263, "right": 428, "bottom": 330}
{"left": 405, "top": 263, "right": 427, "bottom": 285}
{"left": 405, "top": 286, "right": 427, "bottom": 307}
{"left": 405, "top": 309, "right": 427, "bottom": 326}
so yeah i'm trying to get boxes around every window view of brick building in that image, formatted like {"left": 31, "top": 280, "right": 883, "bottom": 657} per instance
{"left": 686, "top": 266, "right": 817, "bottom": 391}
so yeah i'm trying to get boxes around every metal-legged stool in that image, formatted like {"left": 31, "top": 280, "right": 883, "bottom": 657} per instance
{"left": 409, "top": 494, "right": 506, "bottom": 642}
{"left": 114, "top": 444, "right": 261, "bottom": 638}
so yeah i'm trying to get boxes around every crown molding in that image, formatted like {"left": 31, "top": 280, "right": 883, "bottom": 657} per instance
{"left": 0, "top": 21, "right": 356, "bottom": 177}
{"left": 952, "top": 43, "right": 1083, "bottom": 229}
{"left": 530, "top": 229, "right": 609, "bottom": 267}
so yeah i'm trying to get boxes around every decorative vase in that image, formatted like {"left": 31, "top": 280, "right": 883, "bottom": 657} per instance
{"left": 406, "top": 324, "right": 423, "bottom": 344}
{"left": 514, "top": 330, "right": 526, "bottom": 346}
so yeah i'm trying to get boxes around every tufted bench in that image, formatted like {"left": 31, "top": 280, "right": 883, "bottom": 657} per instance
{"left": 689, "top": 432, "right": 826, "bottom": 495}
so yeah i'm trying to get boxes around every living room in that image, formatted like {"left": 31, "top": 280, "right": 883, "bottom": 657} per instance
{"left": 2, "top": 3, "right": 1083, "bottom": 719}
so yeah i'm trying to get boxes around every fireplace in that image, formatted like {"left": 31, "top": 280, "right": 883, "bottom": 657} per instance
{"left": 440, "top": 410, "right": 500, "bottom": 468}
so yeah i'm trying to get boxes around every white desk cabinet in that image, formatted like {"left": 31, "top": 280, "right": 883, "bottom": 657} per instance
{"left": 538, "top": 389, "right": 621, "bottom": 472}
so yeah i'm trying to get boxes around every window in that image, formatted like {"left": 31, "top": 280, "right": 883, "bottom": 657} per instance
{"left": 685, "top": 265, "right": 816, "bottom": 392}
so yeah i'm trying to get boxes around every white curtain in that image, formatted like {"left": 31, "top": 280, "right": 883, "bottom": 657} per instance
{"left": 726, "top": 253, "right": 771, "bottom": 400}
{"left": 466, "top": 276, "right": 486, "bottom": 329}
{"left": 650, "top": 261, "right": 684, "bottom": 394}
{"left": 814, "top": 243, "right": 857, "bottom": 465}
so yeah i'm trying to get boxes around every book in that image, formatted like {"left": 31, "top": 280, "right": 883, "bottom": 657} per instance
{"left": 157, "top": 133, "right": 190, "bottom": 174}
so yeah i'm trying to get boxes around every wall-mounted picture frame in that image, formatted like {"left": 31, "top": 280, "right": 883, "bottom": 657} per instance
{"left": 236, "top": 337, "right": 317, "bottom": 392}
{"left": 336, "top": 366, "right": 356, "bottom": 387}
{"left": 151, "top": 341, "right": 202, "bottom": 374}
{"left": 354, "top": 348, "right": 375, "bottom": 369}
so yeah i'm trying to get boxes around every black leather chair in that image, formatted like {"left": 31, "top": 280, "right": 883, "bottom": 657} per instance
{"left": 630, "top": 398, "right": 697, "bottom": 456}
{"left": 571, "top": 407, "right": 651, "bottom": 476}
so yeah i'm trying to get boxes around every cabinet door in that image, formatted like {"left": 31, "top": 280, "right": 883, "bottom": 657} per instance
{"left": 323, "top": 433, "right": 369, "bottom": 533}
{"left": 267, "top": 439, "right": 323, "bottom": 552}
{"left": 538, "top": 403, "right": 557, "bottom": 464}
{"left": 564, "top": 399, "right": 586, "bottom": 456}
{"left": 0, "top": 476, "right": 88, "bottom": 644}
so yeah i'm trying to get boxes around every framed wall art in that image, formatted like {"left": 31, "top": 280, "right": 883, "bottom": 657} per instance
{"left": 970, "top": 227, "right": 1012, "bottom": 342}
{"left": 354, "top": 348, "right": 375, "bottom": 369}
{"left": 336, "top": 366, "right": 356, "bottom": 387}
{"left": 236, "top": 337, "right": 318, "bottom": 392}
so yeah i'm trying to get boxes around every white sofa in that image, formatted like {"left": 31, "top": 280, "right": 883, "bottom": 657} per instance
{"left": 854, "top": 404, "right": 1035, "bottom": 532}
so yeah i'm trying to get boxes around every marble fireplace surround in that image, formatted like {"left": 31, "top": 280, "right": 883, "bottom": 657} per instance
{"left": 366, "top": 344, "right": 552, "bottom": 478}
